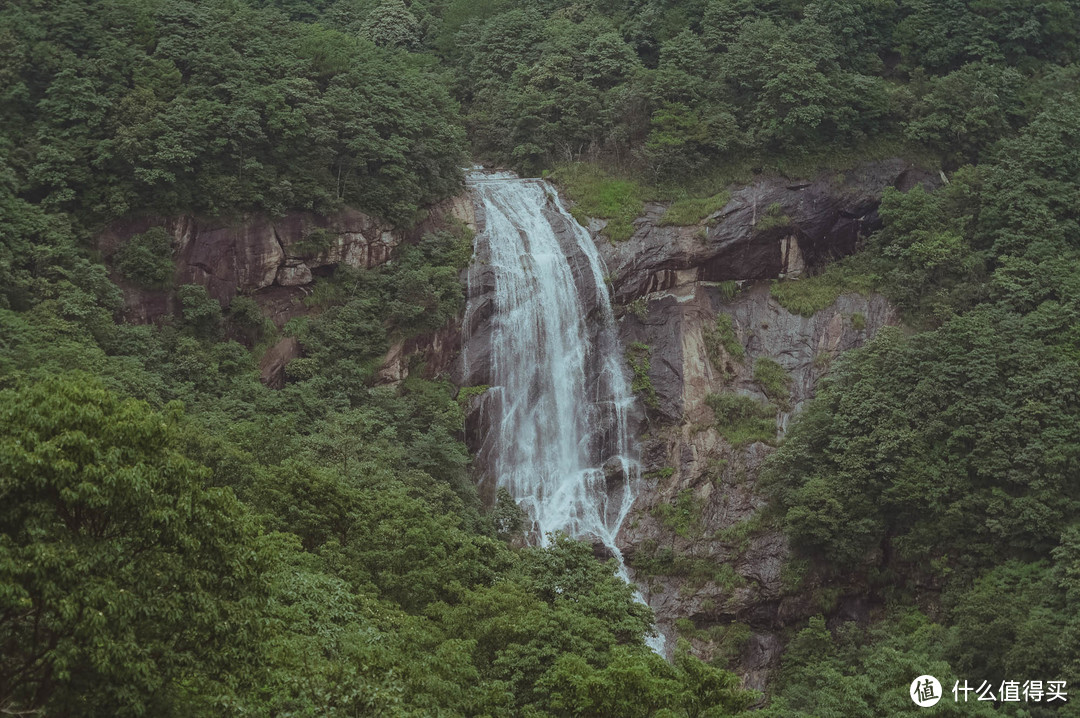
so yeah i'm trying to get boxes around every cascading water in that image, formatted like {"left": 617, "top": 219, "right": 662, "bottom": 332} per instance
{"left": 463, "top": 170, "right": 665, "bottom": 653}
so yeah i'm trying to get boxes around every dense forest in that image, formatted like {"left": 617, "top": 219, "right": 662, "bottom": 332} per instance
{"left": 1, "top": 0, "right": 1079, "bottom": 715}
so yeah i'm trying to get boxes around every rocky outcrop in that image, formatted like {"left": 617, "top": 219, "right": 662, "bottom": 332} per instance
{"left": 100, "top": 208, "right": 400, "bottom": 325}
{"left": 613, "top": 282, "right": 895, "bottom": 689}
{"left": 101, "top": 193, "right": 477, "bottom": 393}
{"left": 377, "top": 322, "right": 463, "bottom": 386}
{"left": 100, "top": 194, "right": 476, "bottom": 387}
{"left": 595, "top": 159, "right": 937, "bottom": 305}
{"left": 621, "top": 283, "right": 895, "bottom": 426}
{"left": 100, "top": 195, "right": 477, "bottom": 328}
{"left": 259, "top": 336, "right": 301, "bottom": 389}
{"left": 135, "top": 159, "right": 917, "bottom": 687}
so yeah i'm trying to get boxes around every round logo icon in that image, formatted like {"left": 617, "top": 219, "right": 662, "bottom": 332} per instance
{"left": 911, "top": 675, "right": 943, "bottom": 707}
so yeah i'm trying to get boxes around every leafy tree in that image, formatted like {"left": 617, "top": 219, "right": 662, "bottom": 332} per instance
{"left": 113, "top": 227, "right": 174, "bottom": 289}
{"left": 726, "top": 18, "right": 885, "bottom": 150}
{"left": 4, "top": 0, "right": 1080, "bottom": 714}
{"left": 768, "top": 312, "right": 1080, "bottom": 568}
{"left": 760, "top": 612, "right": 1003, "bottom": 717}
{"left": 225, "top": 294, "right": 269, "bottom": 344}
{"left": 944, "top": 559, "right": 1076, "bottom": 688}
{"left": 493, "top": 486, "right": 526, "bottom": 540}
{"left": 1, "top": 0, "right": 466, "bottom": 225}
{"left": 363, "top": 0, "right": 421, "bottom": 49}
{"left": 892, "top": 0, "right": 1080, "bottom": 72}
{"left": 904, "top": 62, "right": 1025, "bottom": 165}
{"left": 872, "top": 178, "right": 986, "bottom": 317}
{"left": 177, "top": 284, "right": 223, "bottom": 339}
{"left": 0, "top": 376, "right": 265, "bottom": 716}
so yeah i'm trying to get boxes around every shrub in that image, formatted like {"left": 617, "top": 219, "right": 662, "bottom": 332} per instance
{"left": 291, "top": 227, "right": 337, "bottom": 257}
{"left": 770, "top": 261, "right": 876, "bottom": 317}
{"left": 753, "top": 357, "right": 792, "bottom": 411}
{"left": 114, "top": 227, "right": 174, "bottom": 289}
{"left": 629, "top": 545, "right": 746, "bottom": 593}
{"left": 177, "top": 284, "right": 222, "bottom": 339}
{"left": 626, "top": 342, "right": 660, "bottom": 409}
{"left": 755, "top": 202, "right": 791, "bottom": 231}
{"left": 492, "top": 487, "right": 526, "bottom": 540}
{"left": 712, "top": 512, "right": 765, "bottom": 553}
{"left": 652, "top": 489, "right": 705, "bottom": 539}
{"left": 627, "top": 297, "right": 649, "bottom": 321}
{"left": 456, "top": 384, "right": 490, "bottom": 408}
{"left": 703, "top": 313, "right": 743, "bottom": 380}
{"left": 705, "top": 392, "right": 777, "bottom": 447}
{"left": 644, "top": 467, "right": 675, "bottom": 483}
{"left": 228, "top": 295, "right": 271, "bottom": 344}
{"left": 716, "top": 280, "right": 739, "bottom": 300}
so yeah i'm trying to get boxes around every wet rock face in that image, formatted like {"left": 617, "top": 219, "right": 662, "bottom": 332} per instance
{"left": 458, "top": 241, "right": 495, "bottom": 389}
{"left": 623, "top": 284, "right": 896, "bottom": 428}
{"left": 450, "top": 161, "right": 923, "bottom": 687}
{"left": 594, "top": 159, "right": 938, "bottom": 305}
{"left": 458, "top": 190, "right": 611, "bottom": 391}
{"left": 456, "top": 164, "right": 920, "bottom": 653}
{"left": 613, "top": 281, "right": 896, "bottom": 690}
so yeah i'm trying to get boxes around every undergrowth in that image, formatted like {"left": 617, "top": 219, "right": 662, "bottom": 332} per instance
{"left": 705, "top": 392, "right": 777, "bottom": 447}
{"left": 770, "top": 259, "right": 877, "bottom": 317}
{"left": 660, "top": 191, "right": 732, "bottom": 226}
{"left": 549, "top": 163, "right": 646, "bottom": 241}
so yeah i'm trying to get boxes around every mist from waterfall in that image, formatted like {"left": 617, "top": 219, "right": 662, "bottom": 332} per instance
{"left": 464, "top": 170, "right": 665, "bottom": 654}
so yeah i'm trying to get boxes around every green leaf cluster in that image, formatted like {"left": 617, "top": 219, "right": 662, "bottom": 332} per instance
{"left": 660, "top": 191, "right": 731, "bottom": 227}
{"left": 550, "top": 163, "right": 645, "bottom": 241}
{"left": 752, "top": 357, "right": 792, "bottom": 412}
{"left": 0, "top": 0, "right": 466, "bottom": 226}
{"left": 113, "top": 227, "right": 174, "bottom": 289}
{"left": 703, "top": 313, "right": 743, "bottom": 382}
{"left": 769, "top": 260, "right": 877, "bottom": 317}
{"left": 437, "top": 0, "right": 1079, "bottom": 182}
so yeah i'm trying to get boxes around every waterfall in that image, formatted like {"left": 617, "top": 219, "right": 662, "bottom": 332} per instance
{"left": 463, "top": 170, "right": 665, "bottom": 653}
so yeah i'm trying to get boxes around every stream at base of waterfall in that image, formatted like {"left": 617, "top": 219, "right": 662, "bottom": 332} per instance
{"left": 463, "top": 169, "right": 666, "bottom": 655}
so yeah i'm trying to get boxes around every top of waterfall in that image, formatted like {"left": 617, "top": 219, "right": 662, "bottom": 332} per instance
{"left": 465, "top": 168, "right": 522, "bottom": 183}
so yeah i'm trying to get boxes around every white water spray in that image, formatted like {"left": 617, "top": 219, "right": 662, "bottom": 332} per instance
{"left": 464, "top": 170, "right": 665, "bottom": 654}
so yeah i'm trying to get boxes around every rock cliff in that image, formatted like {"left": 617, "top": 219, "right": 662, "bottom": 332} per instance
{"left": 454, "top": 161, "right": 932, "bottom": 687}
{"left": 614, "top": 283, "right": 895, "bottom": 689}
{"left": 581, "top": 159, "right": 936, "bottom": 688}
{"left": 599, "top": 158, "right": 935, "bottom": 305}
{"left": 99, "top": 195, "right": 475, "bottom": 328}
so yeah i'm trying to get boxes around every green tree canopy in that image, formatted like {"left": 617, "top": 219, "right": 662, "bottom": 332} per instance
{"left": 0, "top": 376, "right": 266, "bottom": 716}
